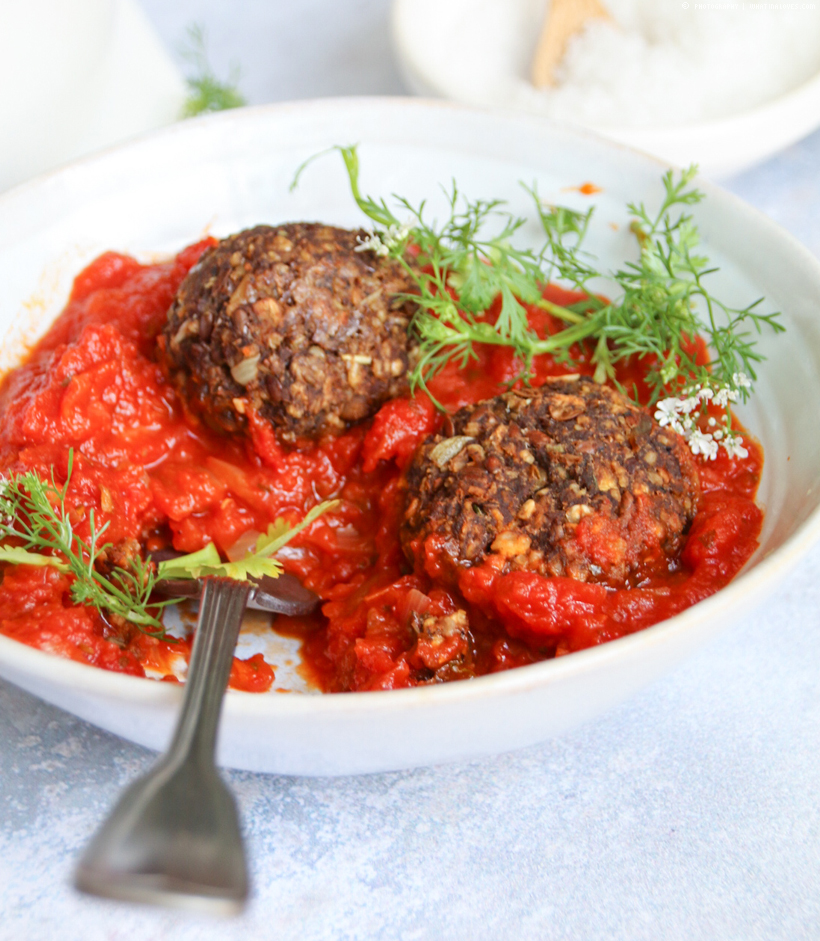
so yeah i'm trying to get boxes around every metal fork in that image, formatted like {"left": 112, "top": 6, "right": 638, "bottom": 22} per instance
{"left": 74, "top": 578, "right": 252, "bottom": 914}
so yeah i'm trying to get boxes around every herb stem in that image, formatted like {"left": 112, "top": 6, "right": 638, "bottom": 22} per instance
{"left": 531, "top": 298, "right": 587, "bottom": 325}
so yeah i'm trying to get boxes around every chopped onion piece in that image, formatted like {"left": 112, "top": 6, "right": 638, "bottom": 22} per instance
{"left": 429, "top": 435, "right": 474, "bottom": 468}
{"left": 226, "top": 529, "right": 261, "bottom": 561}
{"left": 230, "top": 353, "right": 260, "bottom": 386}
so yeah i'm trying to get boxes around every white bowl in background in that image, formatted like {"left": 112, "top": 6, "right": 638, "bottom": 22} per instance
{"left": 390, "top": 0, "right": 820, "bottom": 178}
{"left": 0, "top": 0, "right": 185, "bottom": 192}
{"left": 0, "top": 98, "right": 819, "bottom": 775}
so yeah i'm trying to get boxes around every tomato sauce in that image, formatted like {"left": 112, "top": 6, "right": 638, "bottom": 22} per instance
{"left": 0, "top": 245, "right": 763, "bottom": 692}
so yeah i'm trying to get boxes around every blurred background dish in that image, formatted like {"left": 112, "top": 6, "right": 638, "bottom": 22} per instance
{"left": 391, "top": 0, "right": 820, "bottom": 177}
{"left": 0, "top": 0, "right": 185, "bottom": 192}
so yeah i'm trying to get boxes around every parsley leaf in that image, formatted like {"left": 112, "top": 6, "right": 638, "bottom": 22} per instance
{"left": 157, "top": 500, "right": 339, "bottom": 582}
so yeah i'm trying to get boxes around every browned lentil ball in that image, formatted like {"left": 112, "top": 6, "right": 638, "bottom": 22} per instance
{"left": 158, "top": 223, "right": 418, "bottom": 441}
{"left": 401, "top": 375, "right": 700, "bottom": 588}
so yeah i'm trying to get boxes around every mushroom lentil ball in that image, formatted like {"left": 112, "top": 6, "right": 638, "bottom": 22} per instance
{"left": 158, "top": 223, "right": 418, "bottom": 441}
{"left": 401, "top": 375, "right": 700, "bottom": 588}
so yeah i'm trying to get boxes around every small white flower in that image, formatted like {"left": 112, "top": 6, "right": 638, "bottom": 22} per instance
{"left": 722, "top": 435, "right": 749, "bottom": 460}
{"left": 385, "top": 221, "right": 412, "bottom": 248}
{"left": 355, "top": 232, "right": 389, "bottom": 256}
{"left": 732, "top": 372, "right": 752, "bottom": 389}
{"left": 355, "top": 221, "right": 412, "bottom": 258}
{"left": 654, "top": 398, "right": 683, "bottom": 426}
{"left": 679, "top": 395, "right": 701, "bottom": 415}
{"left": 688, "top": 429, "right": 719, "bottom": 460}
{"left": 657, "top": 379, "right": 751, "bottom": 461}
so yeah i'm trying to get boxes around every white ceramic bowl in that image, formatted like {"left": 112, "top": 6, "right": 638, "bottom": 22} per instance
{"left": 391, "top": 0, "right": 820, "bottom": 179}
{"left": 1, "top": 98, "right": 819, "bottom": 776}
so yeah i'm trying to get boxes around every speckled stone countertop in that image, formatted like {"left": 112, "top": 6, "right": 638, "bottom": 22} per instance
{"left": 2, "top": 3, "right": 820, "bottom": 938}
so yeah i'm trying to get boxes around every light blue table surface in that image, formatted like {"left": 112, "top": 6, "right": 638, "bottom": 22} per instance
{"left": 2, "top": 3, "right": 820, "bottom": 939}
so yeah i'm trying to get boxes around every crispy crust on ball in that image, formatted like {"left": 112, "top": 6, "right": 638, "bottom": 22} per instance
{"left": 401, "top": 375, "right": 700, "bottom": 587}
{"left": 158, "top": 223, "right": 418, "bottom": 441}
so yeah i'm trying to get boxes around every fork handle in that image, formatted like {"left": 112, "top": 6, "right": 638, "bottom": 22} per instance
{"left": 167, "top": 578, "right": 251, "bottom": 766}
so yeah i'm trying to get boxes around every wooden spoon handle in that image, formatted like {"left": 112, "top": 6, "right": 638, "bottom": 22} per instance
{"left": 531, "top": 0, "right": 610, "bottom": 88}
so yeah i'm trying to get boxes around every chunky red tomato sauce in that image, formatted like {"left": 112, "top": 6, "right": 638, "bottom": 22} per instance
{"left": 0, "top": 246, "right": 763, "bottom": 692}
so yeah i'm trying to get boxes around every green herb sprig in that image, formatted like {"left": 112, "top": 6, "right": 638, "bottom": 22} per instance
{"left": 180, "top": 25, "right": 246, "bottom": 118}
{"left": 156, "top": 501, "right": 339, "bottom": 583}
{"left": 0, "top": 452, "right": 336, "bottom": 637}
{"left": 0, "top": 453, "right": 168, "bottom": 633}
{"left": 292, "top": 146, "right": 784, "bottom": 412}
{"left": 580, "top": 167, "right": 784, "bottom": 399}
